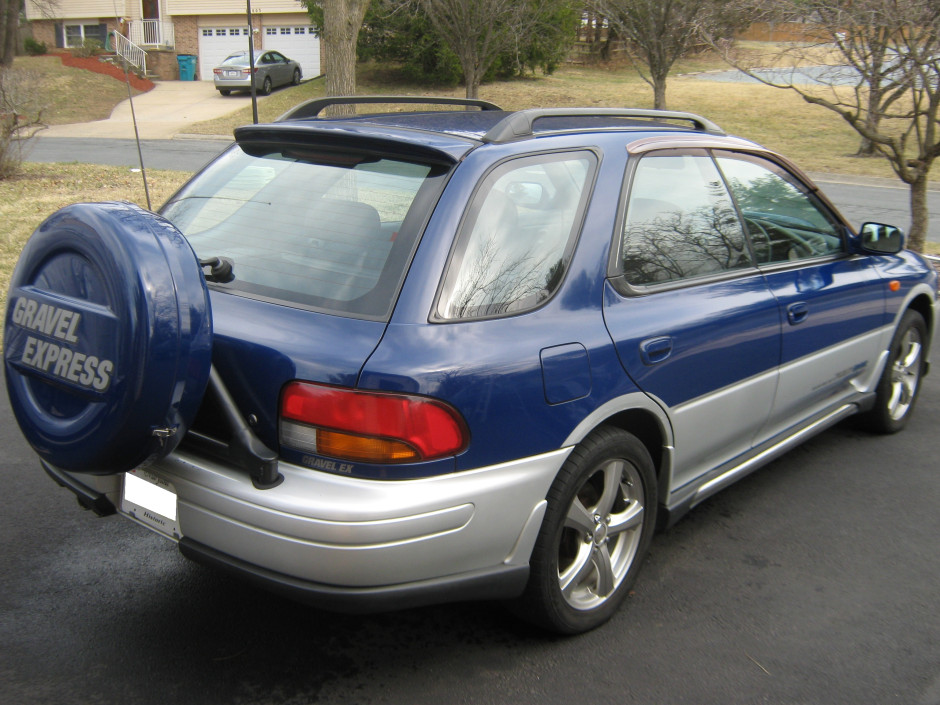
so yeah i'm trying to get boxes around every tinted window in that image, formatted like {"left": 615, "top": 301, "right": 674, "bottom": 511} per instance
{"left": 621, "top": 154, "right": 750, "bottom": 286}
{"left": 161, "top": 146, "right": 441, "bottom": 319}
{"left": 437, "top": 152, "right": 594, "bottom": 320}
{"left": 715, "top": 154, "right": 843, "bottom": 263}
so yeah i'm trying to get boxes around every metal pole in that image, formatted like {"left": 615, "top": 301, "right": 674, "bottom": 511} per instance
{"left": 122, "top": 55, "right": 151, "bottom": 210}
{"left": 247, "top": 0, "right": 258, "bottom": 124}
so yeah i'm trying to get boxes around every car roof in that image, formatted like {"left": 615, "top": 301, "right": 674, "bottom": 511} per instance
{"left": 232, "top": 97, "right": 759, "bottom": 166}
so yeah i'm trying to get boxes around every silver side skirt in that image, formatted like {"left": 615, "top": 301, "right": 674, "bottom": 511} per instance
{"left": 689, "top": 403, "right": 858, "bottom": 508}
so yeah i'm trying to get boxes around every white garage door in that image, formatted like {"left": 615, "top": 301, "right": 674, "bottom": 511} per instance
{"left": 198, "top": 27, "right": 253, "bottom": 81}
{"left": 263, "top": 25, "right": 321, "bottom": 80}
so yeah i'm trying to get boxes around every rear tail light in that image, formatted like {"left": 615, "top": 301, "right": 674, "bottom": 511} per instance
{"left": 241, "top": 68, "right": 256, "bottom": 75}
{"left": 280, "top": 382, "right": 469, "bottom": 464}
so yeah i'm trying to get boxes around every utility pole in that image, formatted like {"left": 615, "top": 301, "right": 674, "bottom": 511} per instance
{"left": 246, "top": 0, "right": 258, "bottom": 123}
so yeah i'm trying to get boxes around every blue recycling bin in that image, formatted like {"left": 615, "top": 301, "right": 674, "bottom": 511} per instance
{"left": 177, "top": 54, "right": 197, "bottom": 81}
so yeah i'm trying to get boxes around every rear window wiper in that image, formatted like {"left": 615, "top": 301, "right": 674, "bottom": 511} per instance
{"left": 200, "top": 256, "right": 235, "bottom": 283}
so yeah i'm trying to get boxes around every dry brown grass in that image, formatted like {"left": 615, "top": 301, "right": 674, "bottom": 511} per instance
{"left": 186, "top": 62, "right": 900, "bottom": 180}
{"left": 0, "top": 164, "right": 189, "bottom": 333}
{"left": 13, "top": 55, "right": 144, "bottom": 125}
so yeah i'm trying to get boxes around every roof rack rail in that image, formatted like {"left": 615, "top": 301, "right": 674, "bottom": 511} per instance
{"left": 481, "top": 108, "right": 724, "bottom": 143}
{"left": 278, "top": 95, "right": 504, "bottom": 122}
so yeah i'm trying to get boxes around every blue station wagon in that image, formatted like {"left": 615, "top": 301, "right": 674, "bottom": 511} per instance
{"left": 5, "top": 97, "right": 936, "bottom": 634}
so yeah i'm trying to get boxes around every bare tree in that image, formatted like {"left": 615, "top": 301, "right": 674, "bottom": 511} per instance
{"left": 0, "top": 67, "right": 46, "bottom": 178}
{"left": 589, "top": 0, "right": 744, "bottom": 110}
{"left": 707, "top": 0, "right": 940, "bottom": 251}
{"left": 303, "top": 0, "right": 370, "bottom": 110}
{"left": 413, "top": 0, "right": 566, "bottom": 99}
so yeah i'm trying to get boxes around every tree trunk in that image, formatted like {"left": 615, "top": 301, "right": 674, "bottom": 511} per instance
{"left": 856, "top": 87, "right": 883, "bottom": 157}
{"left": 907, "top": 172, "right": 929, "bottom": 253}
{"left": 1, "top": 0, "right": 20, "bottom": 68}
{"left": 322, "top": 0, "right": 369, "bottom": 115}
{"left": 652, "top": 75, "right": 667, "bottom": 110}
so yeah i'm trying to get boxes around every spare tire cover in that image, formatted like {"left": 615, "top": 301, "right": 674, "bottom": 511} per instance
{"left": 4, "top": 202, "right": 212, "bottom": 475}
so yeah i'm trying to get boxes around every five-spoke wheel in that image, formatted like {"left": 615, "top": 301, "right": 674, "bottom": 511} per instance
{"left": 515, "top": 427, "right": 656, "bottom": 634}
{"left": 860, "top": 310, "right": 927, "bottom": 433}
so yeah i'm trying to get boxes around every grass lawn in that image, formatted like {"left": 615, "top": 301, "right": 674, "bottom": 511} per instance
{"left": 0, "top": 164, "right": 189, "bottom": 337}
{"left": 187, "top": 60, "right": 901, "bottom": 181}
{"left": 12, "top": 55, "right": 146, "bottom": 125}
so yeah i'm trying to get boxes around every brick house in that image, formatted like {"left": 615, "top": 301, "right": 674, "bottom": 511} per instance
{"left": 25, "top": 1, "right": 322, "bottom": 82}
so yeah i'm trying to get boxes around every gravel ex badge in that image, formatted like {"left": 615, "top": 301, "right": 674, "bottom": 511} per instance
{"left": 10, "top": 297, "right": 114, "bottom": 392}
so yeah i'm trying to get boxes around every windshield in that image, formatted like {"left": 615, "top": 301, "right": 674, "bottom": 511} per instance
{"left": 161, "top": 145, "right": 443, "bottom": 319}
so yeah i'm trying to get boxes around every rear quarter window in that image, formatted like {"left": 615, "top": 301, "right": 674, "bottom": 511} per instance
{"left": 436, "top": 151, "right": 595, "bottom": 320}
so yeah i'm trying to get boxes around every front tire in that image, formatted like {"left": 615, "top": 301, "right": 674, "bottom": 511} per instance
{"left": 292, "top": 68, "right": 301, "bottom": 85}
{"left": 859, "top": 310, "right": 927, "bottom": 433}
{"left": 516, "top": 427, "right": 657, "bottom": 634}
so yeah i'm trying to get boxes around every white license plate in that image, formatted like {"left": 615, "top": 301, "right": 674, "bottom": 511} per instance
{"left": 120, "top": 469, "right": 181, "bottom": 539}
{"left": 225, "top": 70, "right": 240, "bottom": 78}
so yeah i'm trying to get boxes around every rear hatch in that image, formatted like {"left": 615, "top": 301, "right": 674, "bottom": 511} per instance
{"left": 159, "top": 128, "right": 466, "bottom": 461}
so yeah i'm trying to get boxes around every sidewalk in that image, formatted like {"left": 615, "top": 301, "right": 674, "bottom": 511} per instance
{"left": 41, "top": 80, "right": 252, "bottom": 140}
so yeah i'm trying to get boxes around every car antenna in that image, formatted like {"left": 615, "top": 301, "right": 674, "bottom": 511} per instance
{"left": 110, "top": 6, "right": 151, "bottom": 211}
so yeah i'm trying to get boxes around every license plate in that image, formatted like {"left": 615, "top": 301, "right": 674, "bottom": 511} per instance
{"left": 225, "top": 70, "right": 239, "bottom": 78}
{"left": 120, "top": 469, "right": 181, "bottom": 539}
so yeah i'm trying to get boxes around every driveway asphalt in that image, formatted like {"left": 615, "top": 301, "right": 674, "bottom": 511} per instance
{"left": 41, "top": 80, "right": 250, "bottom": 140}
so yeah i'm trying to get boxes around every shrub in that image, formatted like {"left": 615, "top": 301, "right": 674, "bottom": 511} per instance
{"left": 72, "top": 39, "right": 103, "bottom": 59}
{"left": 24, "top": 38, "right": 47, "bottom": 56}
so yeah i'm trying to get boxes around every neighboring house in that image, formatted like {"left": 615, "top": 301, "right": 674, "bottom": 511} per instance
{"left": 25, "top": 1, "right": 322, "bottom": 82}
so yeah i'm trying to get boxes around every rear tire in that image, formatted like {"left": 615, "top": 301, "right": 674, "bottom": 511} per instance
{"left": 261, "top": 76, "right": 272, "bottom": 95}
{"left": 859, "top": 309, "right": 927, "bottom": 434}
{"left": 218, "top": 89, "right": 231, "bottom": 96}
{"left": 514, "top": 426, "right": 657, "bottom": 634}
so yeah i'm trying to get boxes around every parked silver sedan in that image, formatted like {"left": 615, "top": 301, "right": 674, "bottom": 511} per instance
{"left": 213, "top": 50, "right": 301, "bottom": 96}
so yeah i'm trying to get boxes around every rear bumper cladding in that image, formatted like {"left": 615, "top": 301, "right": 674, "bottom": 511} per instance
{"left": 178, "top": 537, "right": 529, "bottom": 613}
{"left": 42, "top": 460, "right": 116, "bottom": 517}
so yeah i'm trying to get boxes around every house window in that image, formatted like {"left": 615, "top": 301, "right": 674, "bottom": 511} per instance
{"left": 281, "top": 27, "right": 290, "bottom": 34}
{"left": 294, "top": 27, "right": 306, "bottom": 34}
{"left": 64, "top": 23, "right": 105, "bottom": 48}
{"left": 266, "top": 28, "right": 276, "bottom": 35}
{"left": 202, "top": 29, "right": 212, "bottom": 37}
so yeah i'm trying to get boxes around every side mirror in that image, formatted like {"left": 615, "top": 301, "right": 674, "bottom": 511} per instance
{"left": 859, "top": 222, "right": 904, "bottom": 254}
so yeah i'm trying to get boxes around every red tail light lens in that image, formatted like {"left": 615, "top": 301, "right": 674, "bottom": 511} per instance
{"left": 280, "top": 382, "right": 469, "bottom": 464}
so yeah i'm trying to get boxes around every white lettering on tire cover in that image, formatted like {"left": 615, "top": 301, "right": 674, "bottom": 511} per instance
{"left": 11, "top": 296, "right": 114, "bottom": 391}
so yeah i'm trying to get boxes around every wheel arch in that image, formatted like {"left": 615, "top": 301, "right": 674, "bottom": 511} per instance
{"left": 562, "top": 394, "right": 674, "bottom": 508}
{"left": 907, "top": 292, "right": 935, "bottom": 359}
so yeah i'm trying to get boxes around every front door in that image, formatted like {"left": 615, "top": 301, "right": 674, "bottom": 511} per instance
{"left": 603, "top": 151, "right": 781, "bottom": 493}
{"left": 713, "top": 151, "right": 887, "bottom": 441}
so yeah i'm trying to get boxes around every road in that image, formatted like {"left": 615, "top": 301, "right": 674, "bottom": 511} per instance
{"left": 25, "top": 136, "right": 940, "bottom": 244}
{"left": 1, "top": 372, "right": 939, "bottom": 705}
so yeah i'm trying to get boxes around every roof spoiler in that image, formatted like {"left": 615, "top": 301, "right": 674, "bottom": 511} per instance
{"left": 278, "top": 95, "right": 504, "bottom": 121}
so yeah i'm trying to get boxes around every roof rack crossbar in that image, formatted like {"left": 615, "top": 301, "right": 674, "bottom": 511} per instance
{"left": 481, "top": 108, "right": 724, "bottom": 143}
{"left": 278, "top": 95, "right": 504, "bottom": 122}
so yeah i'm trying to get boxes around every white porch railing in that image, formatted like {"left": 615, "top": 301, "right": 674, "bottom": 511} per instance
{"left": 112, "top": 31, "right": 148, "bottom": 75}
{"left": 129, "top": 19, "right": 175, "bottom": 48}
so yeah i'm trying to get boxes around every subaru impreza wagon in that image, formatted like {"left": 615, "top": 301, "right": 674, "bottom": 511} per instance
{"left": 5, "top": 97, "right": 935, "bottom": 634}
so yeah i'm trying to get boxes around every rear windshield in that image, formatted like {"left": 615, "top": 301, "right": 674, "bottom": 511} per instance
{"left": 220, "top": 54, "right": 248, "bottom": 66}
{"left": 161, "top": 145, "right": 444, "bottom": 319}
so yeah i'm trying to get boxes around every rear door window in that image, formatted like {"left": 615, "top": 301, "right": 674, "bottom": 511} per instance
{"left": 161, "top": 146, "right": 445, "bottom": 319}
{"left": 620, "top": 153, "right": 751, "bottom": 287}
